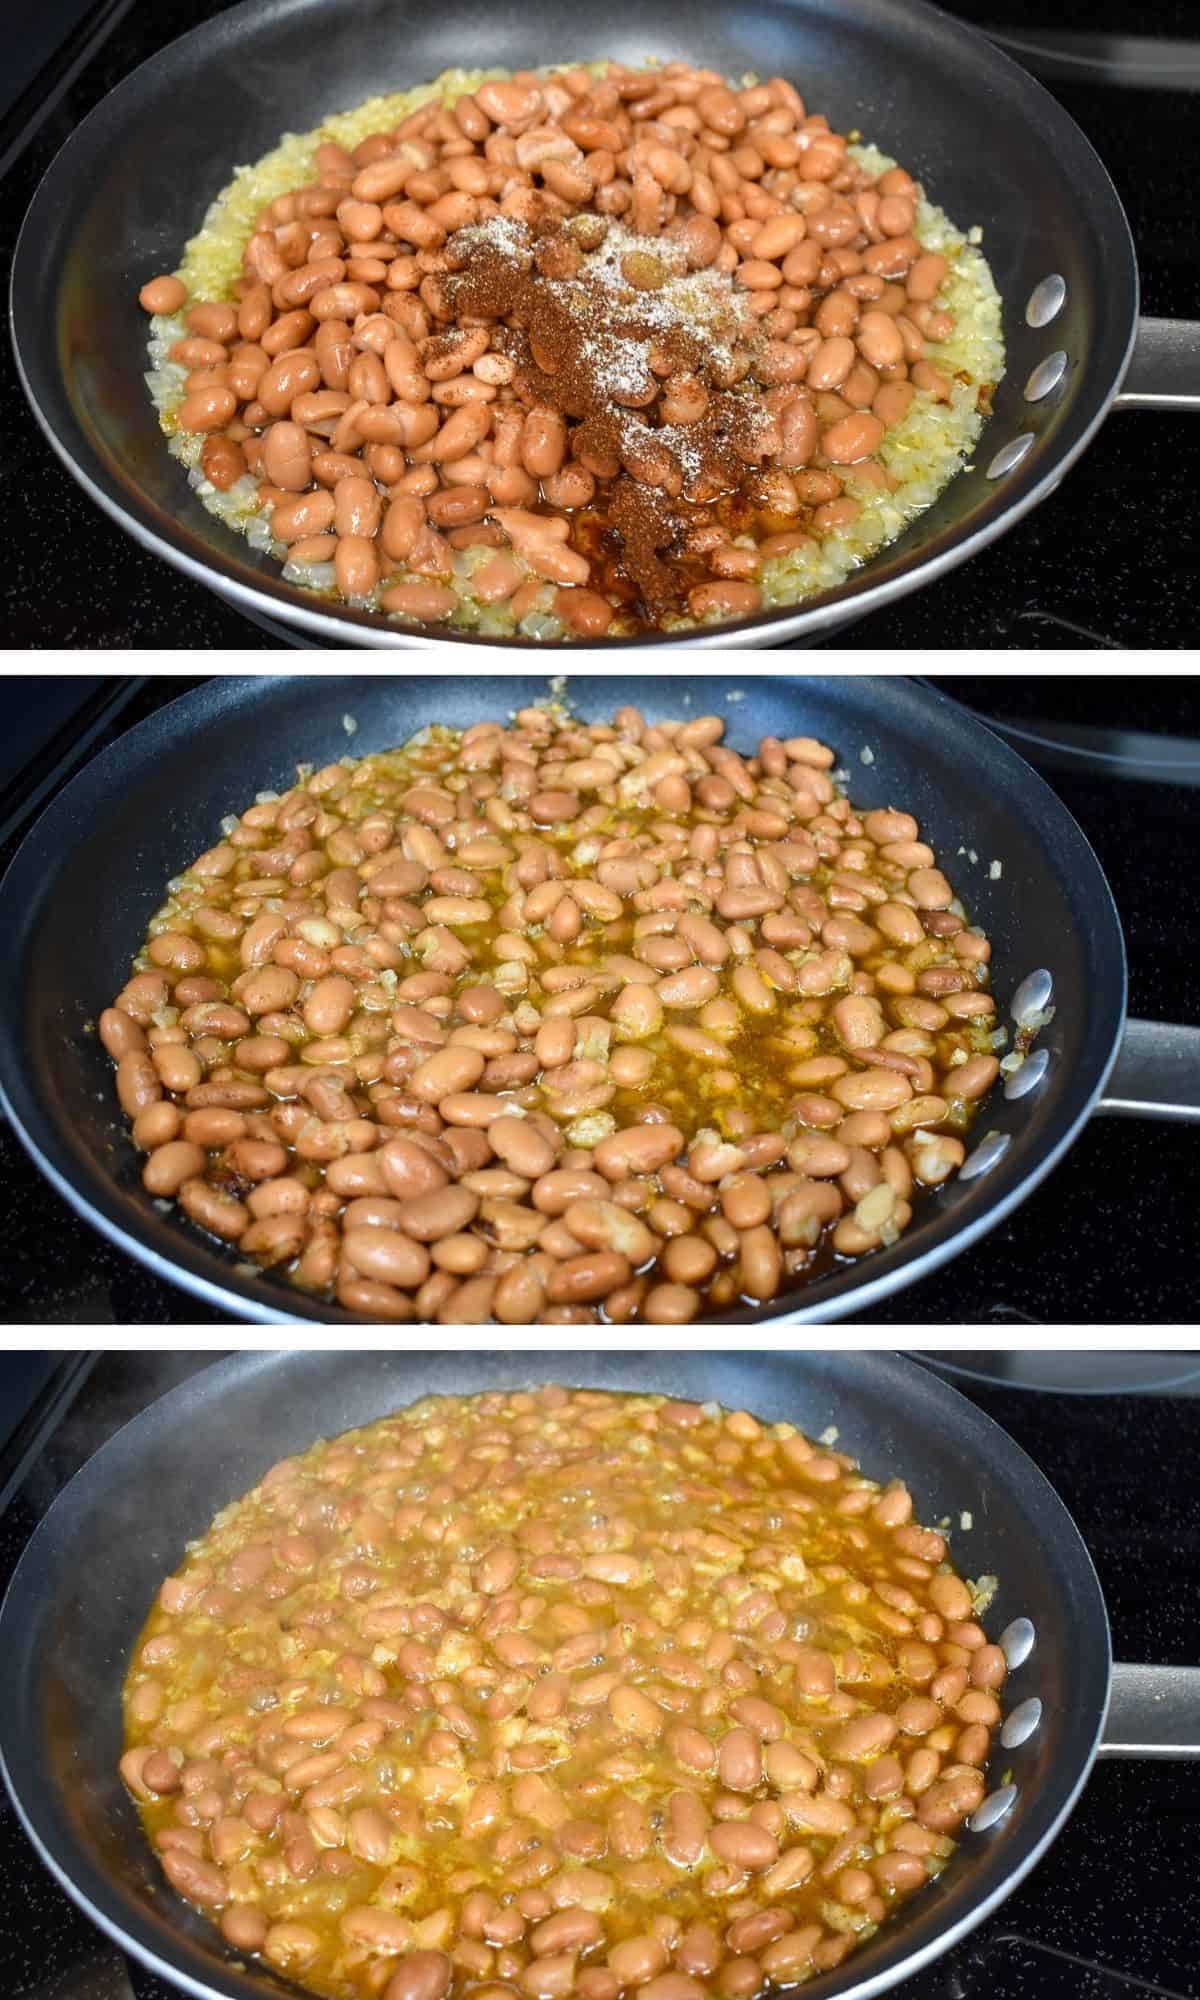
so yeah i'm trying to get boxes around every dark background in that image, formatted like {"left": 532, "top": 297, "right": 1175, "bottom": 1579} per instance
{"left": 2, "top": 2, "right": 1199, "bottom": 646}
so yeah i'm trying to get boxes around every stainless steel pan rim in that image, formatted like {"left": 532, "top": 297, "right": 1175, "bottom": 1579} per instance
{"left": 9, "top": 311, "right": 1135, "bottom": 655}
{"left": 10, "top": 0, "right": 1144, "bottom": 649}
{"left": 0, "top": 1012, "right": 1127, "bottom": 1328}
{"left": 0, "top": 1350, "right": 1116, "bottom": 2000}
{"left": 0, "top": 1742, "right": 1106, "bottom": 2000}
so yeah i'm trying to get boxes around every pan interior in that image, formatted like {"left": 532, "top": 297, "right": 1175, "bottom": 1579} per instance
{"left": 0, "top": 1352, "right": 1111, "bottom": 2000}
{"left": 12, "top": 0, "right": 1137, "bottom": 643}
{"left": 0, "top": 674, "right": 1126, "bottom": 1324}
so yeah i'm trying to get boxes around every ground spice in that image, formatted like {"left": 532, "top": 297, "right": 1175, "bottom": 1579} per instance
{"left": 445, "top": 216, "right": 769, "bottom": 610}
{"left": 607, "top": 475, "right": 677, "bottom": 607}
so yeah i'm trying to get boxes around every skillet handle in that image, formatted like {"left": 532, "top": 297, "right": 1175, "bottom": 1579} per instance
{"left": 1094, "top": 1018, "right": 1200, "bottom": 1122}
{"left": 1099, "top": 1664, "right": 1200, "bottom": 1759}
{"left": 1112, "top": 319, "right": 1200, "bottom": 411}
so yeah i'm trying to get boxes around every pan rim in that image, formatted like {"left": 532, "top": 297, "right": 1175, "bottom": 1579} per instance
{"left": 9, "top": 0, "right": 1140, "bottom": 651}
{"left": 0, "top": 674, "right": 1129, "bottom": 1326}
{"left": 0, "top": 1349, "right": 1114, "bottom": 2000}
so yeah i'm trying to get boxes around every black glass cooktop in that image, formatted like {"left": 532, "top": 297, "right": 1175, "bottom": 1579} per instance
{"left": 0, "top": 672, "right": 1195, "bottom": 1327}
{"left": 2, "top": 2, "right": 1198, "bottom": 647}
{"left": 0, "top": 1352, "right": 1197, "bottom": 2000}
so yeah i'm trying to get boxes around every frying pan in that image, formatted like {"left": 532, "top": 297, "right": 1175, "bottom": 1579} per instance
{"left": 0, "top": 674, "right": 1197, "bottom": 1327}
{"left": 1, "top": 1350, "right": 1197, "bottom": 2000}
{"left": 10, "top": 0, "right": 1200, "bottom": 650}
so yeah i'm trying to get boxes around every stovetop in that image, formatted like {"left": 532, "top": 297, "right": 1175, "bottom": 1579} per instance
{"left": 2, "top": 2, "right": 1199, "bottom": 647}
{"left": 0, "top": 1352, "right": 1197, "bottom": 2000}
{"left": 0, "top": 672, "right": 1196, "bottom": 1326}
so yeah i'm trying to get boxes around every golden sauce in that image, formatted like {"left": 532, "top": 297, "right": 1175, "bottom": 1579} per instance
{"left": 122, "top": 1389, "right": 1003, "bottom": 1999}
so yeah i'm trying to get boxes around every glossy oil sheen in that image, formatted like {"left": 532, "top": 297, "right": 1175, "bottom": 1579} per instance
{"left": 0, "top": 675, "right": 1126, "bottom": 1324}
{"left": 0, "top": 1352, "right": 1111, "bottom": 2000}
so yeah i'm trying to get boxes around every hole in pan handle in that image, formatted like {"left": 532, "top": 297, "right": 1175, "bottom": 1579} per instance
{"left": 1098, "top": 1664, "right": 1200, "bottom": 1759}
{"left": 1112, "top": 319, "right": 1200, "bottom": 411}
{"left": 1093, "top": 1019, "right": 1200, "bottom": 1123}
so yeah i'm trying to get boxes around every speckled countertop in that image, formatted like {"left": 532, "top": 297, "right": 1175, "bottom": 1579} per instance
{"left": 0, "top": 1354, "right": 1197, "bottom": 2000}
{"left": 2, "top": 1, "right": 1199, "bottom": 645}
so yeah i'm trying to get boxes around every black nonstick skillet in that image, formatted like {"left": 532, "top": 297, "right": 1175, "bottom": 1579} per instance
{"left": 1, "top": 1351, "right": 1197, "bottom": 2000}
{"left": 0, "top": 675, "right": 1195, "bottom": 1323}
{"left": 11, "top": 0, "right": 1200, "bottom": 646}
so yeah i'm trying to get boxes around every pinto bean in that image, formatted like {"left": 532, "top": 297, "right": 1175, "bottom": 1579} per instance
{"left": 821, "top": 411, "right": 884, "bottom": 463}
{"left": 141, "top": 274, "right": 188, "bottom": 314}
{"left": 262, "top": 420, "right": 313, "bottom": 490}
{"left": 334, "top": 476, "right": 383, "bottom": 539}
{"left": 382, "top": 582, "right": 457, "bottom": 621}
{"left": 608, "top": 1937, "right": 669, "bottom": 1987}
{"left": 593, "top": 1126, "right": 683, "bottom": 1180}
{"left": 711, "top": 1821, "right": 778, "bottom": 1871}
{"left": 117, "top": 1052, "right": 162, "bottom": 1117}
{"left": 342, "top": 1228, "right": 430, "bottom": 1288}
{"left": 143, "top": 1141, "right": 207, "bottom": 1196}
{"left": 719, "top": 1727, "right": 762, "bottom": 1791}
{"left": 547, "top": 1252, "right": 633, "bottom": 1303}
{"left": 410, "top": 1046, "right": 486, "bottom": 1100}
{"left": 160, "top": 1849, "right": 229, "bottom": 1906}
{"left": 384, "top": 1951, "right": 453, "bottom": 2000}
{"left": 489, "top": 1118, "right": 556, "bottom": 1179}
{"left": 178, "top": 1181, "right": 250, "bottom": 1241}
